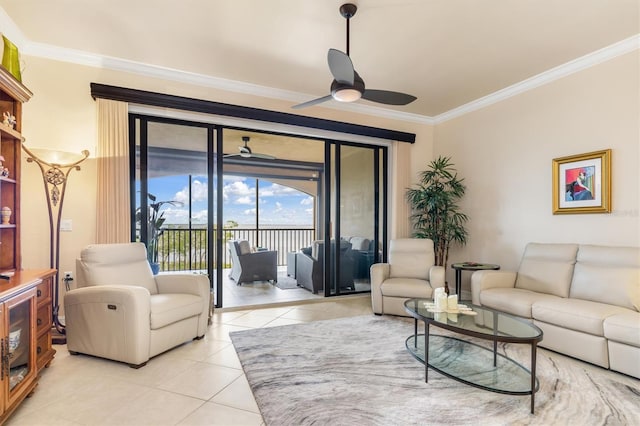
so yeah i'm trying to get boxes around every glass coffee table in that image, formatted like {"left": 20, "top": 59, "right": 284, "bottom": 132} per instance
{"left": 404, "top": 298, "right": 543, "bottom": 414}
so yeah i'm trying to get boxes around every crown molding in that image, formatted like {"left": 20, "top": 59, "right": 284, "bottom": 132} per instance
{"left": 8, "top": 4, "right": 637, "bottom": 128}
{"left": 23, "top": 42, "right": 434, "bottom": 126}
{"left": 433, "top": 34, "right": 640, "bottom": 124}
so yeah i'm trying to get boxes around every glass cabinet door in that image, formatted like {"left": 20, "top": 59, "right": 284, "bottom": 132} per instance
{"left": 3, "top": 288, "right": 36, "bottom": 407}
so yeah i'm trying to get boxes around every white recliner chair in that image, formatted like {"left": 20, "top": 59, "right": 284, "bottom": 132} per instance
{"left": 371, "top": 238, "right": 445, "bottom": 316}
{"left": 64, "top": 242, "right": 210, "bottom": 368}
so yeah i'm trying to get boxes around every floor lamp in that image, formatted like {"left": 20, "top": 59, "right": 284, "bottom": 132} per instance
{"left": 22, "top": 145, "right": 89, "bottom": 344}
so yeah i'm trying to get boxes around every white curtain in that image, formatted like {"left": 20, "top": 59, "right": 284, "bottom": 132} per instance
{"left": 391, "top": 141, "right": 412, "bottom": 239}
{"left": 95, "top": 99, "right": 130, "bottom": 243}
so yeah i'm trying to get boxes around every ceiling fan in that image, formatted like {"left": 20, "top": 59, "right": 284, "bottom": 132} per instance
{"left": 293, "top": 3, "right": 417, "bottom": 110}
{"left": 224, "top": 136, "right": 276, "bottom": 160}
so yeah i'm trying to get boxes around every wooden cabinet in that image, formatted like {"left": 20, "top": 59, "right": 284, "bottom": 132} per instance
{"left": 0, "top": 65, "right": 55, "bottom": 423}
{"left": 0, "top": 64, "right": 31, "bottom": 273}
{"left": 0, "top": 270, "right": 55, "bottom": 423}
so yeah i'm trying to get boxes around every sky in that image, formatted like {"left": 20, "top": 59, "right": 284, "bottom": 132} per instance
{"left": 140, "top": 174, "right": 314, "bottom": 227}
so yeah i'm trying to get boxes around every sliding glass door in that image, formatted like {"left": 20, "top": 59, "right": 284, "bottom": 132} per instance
{"left": 325, "top": 142, "right": 385, "bottom": 296}
{"left": 131, "top": 116, "right": 218, "bottom": 304}
{"left": 132, "top": 114, "right": 387, "bottom": 307}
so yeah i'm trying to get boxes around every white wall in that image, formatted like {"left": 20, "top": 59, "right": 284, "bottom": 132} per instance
{"left": 434, "top": 51, "right": 640, "bottom": 290}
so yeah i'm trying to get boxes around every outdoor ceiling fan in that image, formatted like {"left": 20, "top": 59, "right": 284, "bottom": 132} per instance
{"left": 293, "top": 3, "right": 417, "bottom": 110}
{"left": 224, "top": 136, "right": 275, "bottom": 160}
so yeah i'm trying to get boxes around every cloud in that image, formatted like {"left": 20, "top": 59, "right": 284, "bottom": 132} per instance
{"left": 243, "top": 208, "right": 256, "bottom": 215}
{"left": 260, "top": 183, "right": 299, "bottom": 197}
{"left": 223, "top": 180, "right": 252, "bottom": 201}
{"left": 300, "top": 196, "right": 314, "bottom": 206}
{"left": 174, "top": 179, "right": 208, "bottom": 204}
{"left": 275, "top": 202, "right": 283, "bottom": 212}
{"left": 236, "top": 196, "right": 253, "bottom": 205}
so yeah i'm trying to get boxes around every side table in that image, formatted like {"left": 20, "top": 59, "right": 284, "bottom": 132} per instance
{"left": 451, "top": 262, "right": 500, "bottom": 301}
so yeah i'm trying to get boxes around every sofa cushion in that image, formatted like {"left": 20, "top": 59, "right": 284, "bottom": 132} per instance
{"left": 389, "top": 239, "right": 435, "bottom": 280}
{"left": 350, "top": 237, "right": 371, "bottom": 251}
{"left": 380, "top": 278, "right": 432, "bottom": 298}
{"left": 569, "top": 245, "right": 640, "bottom": 311}
{"left": 150, "top": 293, "right": 203, "bottom": 330}
{"left": 79, "top": 243, "right": 158, "bottom": 295}
{"left": 514, "top": 243, "right": 578, "bottom": 298}
{"left": 479, "top": 288, "right": 561, "bottom": 318}
{"left": 532, "top": 298, "right": 630, "bottom": 336}
{"left": 237, "top": 240, "right": 252, "bottom": 255}
{"left": 603, "top": 312, "right": 640, "bottom": 347}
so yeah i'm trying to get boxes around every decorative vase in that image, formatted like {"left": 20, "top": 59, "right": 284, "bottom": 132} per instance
{"left": 1, "top": 206, "right": 11, "bottom": 224}
{"left": 2, "top": 36, "right": 21, "bottom": 82}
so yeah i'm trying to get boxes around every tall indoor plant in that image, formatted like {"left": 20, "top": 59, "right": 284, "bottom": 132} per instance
{"left": 407, "top": 156, "right": 469, "bottom": 270}
{"left": 136, "top": 193, "right": 182, "bottom": 274}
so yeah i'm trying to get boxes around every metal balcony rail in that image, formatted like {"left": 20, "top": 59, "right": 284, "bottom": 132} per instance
{"left": 154, "top": 227, "right": 316, "bottom": 272}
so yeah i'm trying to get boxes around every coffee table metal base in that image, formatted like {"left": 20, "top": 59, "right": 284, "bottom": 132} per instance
{"left": 406, "top": 332, "right": 539, "bottom": 413}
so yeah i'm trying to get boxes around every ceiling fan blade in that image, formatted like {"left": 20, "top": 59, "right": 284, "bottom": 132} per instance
{"left": 328, "top": 49, "right": 354, "bottom": 85}
{"left": 362, "top": 89, "right": 417, "bottom": 105}
{"left": 250, "top": 153, "right": 276, "bottom": 160}
{"left": 292, "top": 94, "right": 333, "bottom": 109}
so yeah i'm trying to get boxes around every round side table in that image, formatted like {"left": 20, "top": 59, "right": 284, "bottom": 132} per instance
{"left": 451, "top": 262, "right": 500, "bottom": 301}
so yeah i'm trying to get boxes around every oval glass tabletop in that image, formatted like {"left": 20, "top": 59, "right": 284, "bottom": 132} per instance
{"left": 404, "top": 298, "right": 543, "bottom": 342}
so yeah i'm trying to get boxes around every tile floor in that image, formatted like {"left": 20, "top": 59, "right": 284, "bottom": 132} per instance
{"left": 221, "top": 266, "right": 370, "bottom": 309}
{"left": 7, "top": 295, "right": 373, "bottom": 426}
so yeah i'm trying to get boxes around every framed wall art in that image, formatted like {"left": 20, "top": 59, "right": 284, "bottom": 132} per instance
{"left": 552, "top": 149, "right": 611, "bottom": 214}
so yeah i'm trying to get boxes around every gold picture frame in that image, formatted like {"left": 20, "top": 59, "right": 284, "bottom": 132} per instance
{"left": 552, "top": 149, "right": 611, "bottom": 214}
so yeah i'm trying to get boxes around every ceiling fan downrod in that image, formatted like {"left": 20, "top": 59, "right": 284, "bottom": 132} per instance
{"left": 340, "top": 3, "right": 357, "bottom": 56}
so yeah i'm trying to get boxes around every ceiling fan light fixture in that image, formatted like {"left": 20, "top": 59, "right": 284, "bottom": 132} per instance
{"left": 333, "top": 88, "right": 362, "bottom": 102}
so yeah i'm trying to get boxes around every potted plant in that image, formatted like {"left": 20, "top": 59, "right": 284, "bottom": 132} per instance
{"left": 406, "top": 156, "right": 469, "bottom": 272}
{"left": 135, "top": 193, "right": 182, "bottom": 274}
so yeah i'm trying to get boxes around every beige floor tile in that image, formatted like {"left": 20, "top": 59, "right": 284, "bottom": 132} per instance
{"left": 210, "top": 375, "right": 260, "bottom": 413}
{"left": 262, "top": 317, "right": 306, "bottom": 327}
{"left": 162, "top": 337, "right": 233, "bottom": 363}
{"left": 203, "top": 344, "right": 242, "bottom": 369}
{"left": 225, "top": 314, "right": 279, "bottom": 328}
{"left": 106, "top": 355, "right": 202, "bottom": 387}
{"left": 244, "top": 306, "right": 296, "bottom": 318}
{"left": 157, "top": 362, "right": 243, "bottom": 400}
{"left": 206, "top": 323, "right": 252, "bottom": 342}
{"left": 33, "top": 377, "right": 154, "bottom": 424}
{"left": 98, "top": 388, "right": 205, "bottom": 426}
{"left": 177, "top": 401, "right": 263, "bottom": 426}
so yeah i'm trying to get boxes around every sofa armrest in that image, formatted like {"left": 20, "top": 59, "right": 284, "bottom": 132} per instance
{"left": 155, "top": 274, "right": 211, "bottom": 335}
{"left": 471, "top": 270, "right": 517, "bottom": 306}
{"left": 429, "top": 265, "right": 445, "bottom": 289}
{"left": 155, "top": 274, "right": 210, "bottom": 299}
{"left": 370, "top": 263, "right": 390, "bottom": 314}
{"left": 64, "top": 285, "right": 151, "bottom": 365}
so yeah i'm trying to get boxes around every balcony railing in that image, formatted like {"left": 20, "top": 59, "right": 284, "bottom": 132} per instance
{"left": 155, "top": 227, "right": 316, "bottom": 272}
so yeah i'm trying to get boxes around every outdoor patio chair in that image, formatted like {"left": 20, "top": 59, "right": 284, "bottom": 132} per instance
{"left": 296, "top": 240, "right": 355, "bottom": 293}
{"left": 227, "top": 240, "right": 278, "bottom": 285}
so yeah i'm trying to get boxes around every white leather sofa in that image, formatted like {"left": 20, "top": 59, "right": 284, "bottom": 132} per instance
{"left": 471, "top": 243, "right": 640, "bottom": 378}
{"left": 65, "top": 243, "right": 210, "bottom": 368}
{"left": 371, "top": 238, "right": 445, "bottom": 316}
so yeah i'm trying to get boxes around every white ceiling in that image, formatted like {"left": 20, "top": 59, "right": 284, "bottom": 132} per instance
{"left": 0, "top": 0, "right": 638, "bottom": 120}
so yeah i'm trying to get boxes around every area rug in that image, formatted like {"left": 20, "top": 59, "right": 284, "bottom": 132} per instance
{"left": 230, "top": 315, "right": 640, "bottom": 426}
{"left": 275, "top": 273, "right": 299, "bottom": 290}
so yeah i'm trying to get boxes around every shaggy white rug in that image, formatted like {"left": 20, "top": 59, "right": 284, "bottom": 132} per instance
{"left": 230, "top": 315, "right": 639, "bottom": 426}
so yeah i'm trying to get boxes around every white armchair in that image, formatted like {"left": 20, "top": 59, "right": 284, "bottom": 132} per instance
{"left": 64, "top": 243, "right": 210, "bottom": 368}
{"left": 371, "top": 238, "right": 445, "bottom": 316}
